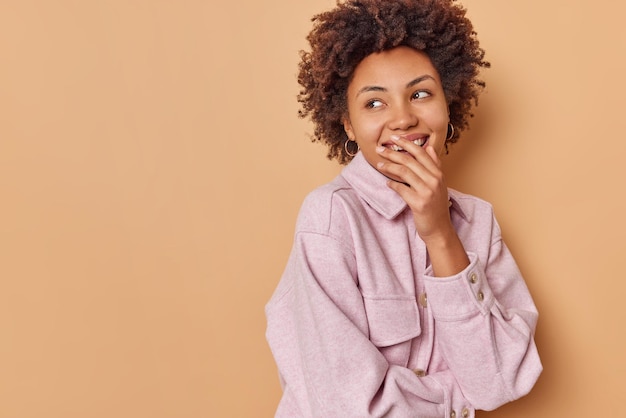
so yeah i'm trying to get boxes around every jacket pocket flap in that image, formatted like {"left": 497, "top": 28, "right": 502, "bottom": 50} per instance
{"left": 363, "top": 296, "right": 421, "bottom": 347}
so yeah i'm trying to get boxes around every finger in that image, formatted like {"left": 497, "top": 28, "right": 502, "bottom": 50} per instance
{"left": 385, "top": 178, "right": 415, "bottom": 201}
{"left": 376, "top": 159, "right": 423, "bottom": 187}
{"left": 376, "top": 143, "right": 441, "bottom": 188}
{"left": 425, "top": 144, "right": 442, "bottom": 168}
{"left": 374, "top": 143, "right": 430, "bottom": 178}
{"left": 385, "top": 176, "right": 440, "bottom": 215}
{"left": 389, "top": 136, "right": 440, "bottom": 173}
{"left": 375, "top": 147, "right": 425, "bottom": 186}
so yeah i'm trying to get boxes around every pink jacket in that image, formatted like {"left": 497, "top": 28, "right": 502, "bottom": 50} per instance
{"left": 265, "top": 153, "right": 542, "bottom": 417}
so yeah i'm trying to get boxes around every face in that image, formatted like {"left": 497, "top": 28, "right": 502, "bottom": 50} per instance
{"left": 343, "top": 46, "right": 450, "bottom": 176}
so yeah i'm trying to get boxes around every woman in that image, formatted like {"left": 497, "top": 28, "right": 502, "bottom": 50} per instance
{"left": 265, "top": 0, "right": 542, "bottom": 416}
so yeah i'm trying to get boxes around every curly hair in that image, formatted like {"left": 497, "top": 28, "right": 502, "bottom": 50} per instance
{"left": 297, "top": 0, "right": 490, "bottom": 164}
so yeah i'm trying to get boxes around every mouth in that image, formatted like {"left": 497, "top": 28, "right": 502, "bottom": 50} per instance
{"left": 386, "top": 137, "right": 428, "bottom": 152}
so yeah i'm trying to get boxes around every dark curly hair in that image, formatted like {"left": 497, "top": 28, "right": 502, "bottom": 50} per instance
{"left": 297, "top": 0, "right": 490, "bottom": 164}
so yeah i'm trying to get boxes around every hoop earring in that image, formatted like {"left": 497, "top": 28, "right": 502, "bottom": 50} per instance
{"left": 446, "top": 122, "right": 455, "bottom": 141}
{"left": 344, "top": 139, "right": 359, "bottom": 157}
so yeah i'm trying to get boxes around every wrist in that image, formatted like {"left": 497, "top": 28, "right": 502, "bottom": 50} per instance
{"left": 423, "top": 227, "right": 470, "bottom": 277}
{"left": 421, "top": 223, "right": 457, "bottom": 249}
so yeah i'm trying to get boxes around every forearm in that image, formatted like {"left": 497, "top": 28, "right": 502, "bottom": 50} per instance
{"left": 423, "top": 252, "right": 542, "bottom": 410}
{"left": 268, "top": 231, "right": 462, "bottom": 417}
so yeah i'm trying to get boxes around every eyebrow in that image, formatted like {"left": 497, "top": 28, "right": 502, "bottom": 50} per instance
{"left": 355, "top": 75, "right": 436, "bottom": 97}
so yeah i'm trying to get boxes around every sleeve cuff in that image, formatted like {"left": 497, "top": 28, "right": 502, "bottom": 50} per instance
{"left": 423, "top": 252, "right": 494, "bottom": 321}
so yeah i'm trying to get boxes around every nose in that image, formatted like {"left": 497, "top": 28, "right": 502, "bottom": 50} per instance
{"left": 388, "top": 102, "right": 418, "bottom": 131}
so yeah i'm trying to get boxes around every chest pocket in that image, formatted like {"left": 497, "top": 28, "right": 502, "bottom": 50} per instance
{"left": 362, "top": 295, "right": 421, "bottom": 347}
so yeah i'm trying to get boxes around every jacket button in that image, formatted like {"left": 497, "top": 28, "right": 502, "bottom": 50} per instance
{"left": 418, "top": 292, "right": 428, "bottom": 308}
{"left": 477, "top": 291, "right": 484, "bottom": 302}
{"left": 462, "top": 407, "right": 470, "bottom": 417}
{"left": 413, "top": 368, "right": 426, "bottom": 377}
{"left": 450, "top": 411, "right": 456, "bottom": 418}
{"left": 469, "top": 273, "right": 477, "bottom": 284}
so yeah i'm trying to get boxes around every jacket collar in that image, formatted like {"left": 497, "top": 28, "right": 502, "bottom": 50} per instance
{"left": 340, "top": 152, "right": 469, "bottom": 221}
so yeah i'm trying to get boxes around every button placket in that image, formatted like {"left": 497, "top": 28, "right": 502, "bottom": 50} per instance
{"left": 413, "top": 294, "right": 427, "bottom": 380}
{"left": 412, "top": 288, "right": 433, "bottom": 384}
{"left": 468, "top": 272, "right": 483, "bottom": 303}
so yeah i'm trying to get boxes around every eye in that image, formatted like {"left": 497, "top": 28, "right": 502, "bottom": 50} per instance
{"left": 365, "top": 99, "right": 384, "bottom": 109}
{"left": 411, "top": 90, "right": 431, "bottom": 100}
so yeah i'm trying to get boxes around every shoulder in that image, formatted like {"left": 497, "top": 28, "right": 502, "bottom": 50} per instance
{"left": 295, "top": 176, "right": 360, "bottom": 235}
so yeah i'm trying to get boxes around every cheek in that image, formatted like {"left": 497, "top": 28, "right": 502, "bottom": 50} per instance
{"left": 349, "top": 114, "right": 383, "bottom": 139}
{"left": 427, "top": 110, "right": 450, "bottom": 153}
{"left": 424, "top": 108, "right": 449, "bottom": 132}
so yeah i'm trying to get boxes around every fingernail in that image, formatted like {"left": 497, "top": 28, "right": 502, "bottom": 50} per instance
{"left": 376, "top": 146, "right": 385, "bottom": 153}
{"left": 390, "top": 135, "right": 400, "bottom": 141}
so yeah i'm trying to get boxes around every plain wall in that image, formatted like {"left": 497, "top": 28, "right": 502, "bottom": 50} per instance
{"left": 1, "top": 0, "right": 624, "bottom": 417}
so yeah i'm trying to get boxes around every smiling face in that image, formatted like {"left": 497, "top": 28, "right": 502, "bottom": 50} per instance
{"left": 343, "top": 46, "right": 450, "bottom": 176}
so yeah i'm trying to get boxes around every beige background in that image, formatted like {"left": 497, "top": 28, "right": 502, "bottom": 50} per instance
{"left": 1, "top": 0, "right": 624, "bottom": 417}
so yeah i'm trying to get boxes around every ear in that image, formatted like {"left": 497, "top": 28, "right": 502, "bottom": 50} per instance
{"left": 342, "top": 115, "right": 355, "bottom": 140}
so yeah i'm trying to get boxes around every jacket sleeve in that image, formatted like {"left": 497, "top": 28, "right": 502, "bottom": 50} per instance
{"left": 266, "top": 230, "right": 469, "bottom": 417}
{"left": 422, "top": 215, "right": 542, "bottom": 411}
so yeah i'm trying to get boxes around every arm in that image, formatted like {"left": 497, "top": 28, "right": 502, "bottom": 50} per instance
{"left": 423, "top": 233, "right": 542, "bottom": 411}
{"left": 375, "top": 139, "right": 542, "bottom": 410}
{"left": 266, "top": 230, "right": 467, "bottom": 417}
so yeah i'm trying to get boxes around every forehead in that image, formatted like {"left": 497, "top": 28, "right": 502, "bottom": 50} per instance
{"left": 349, "top": 46, "right": 441, "bottom": 88}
